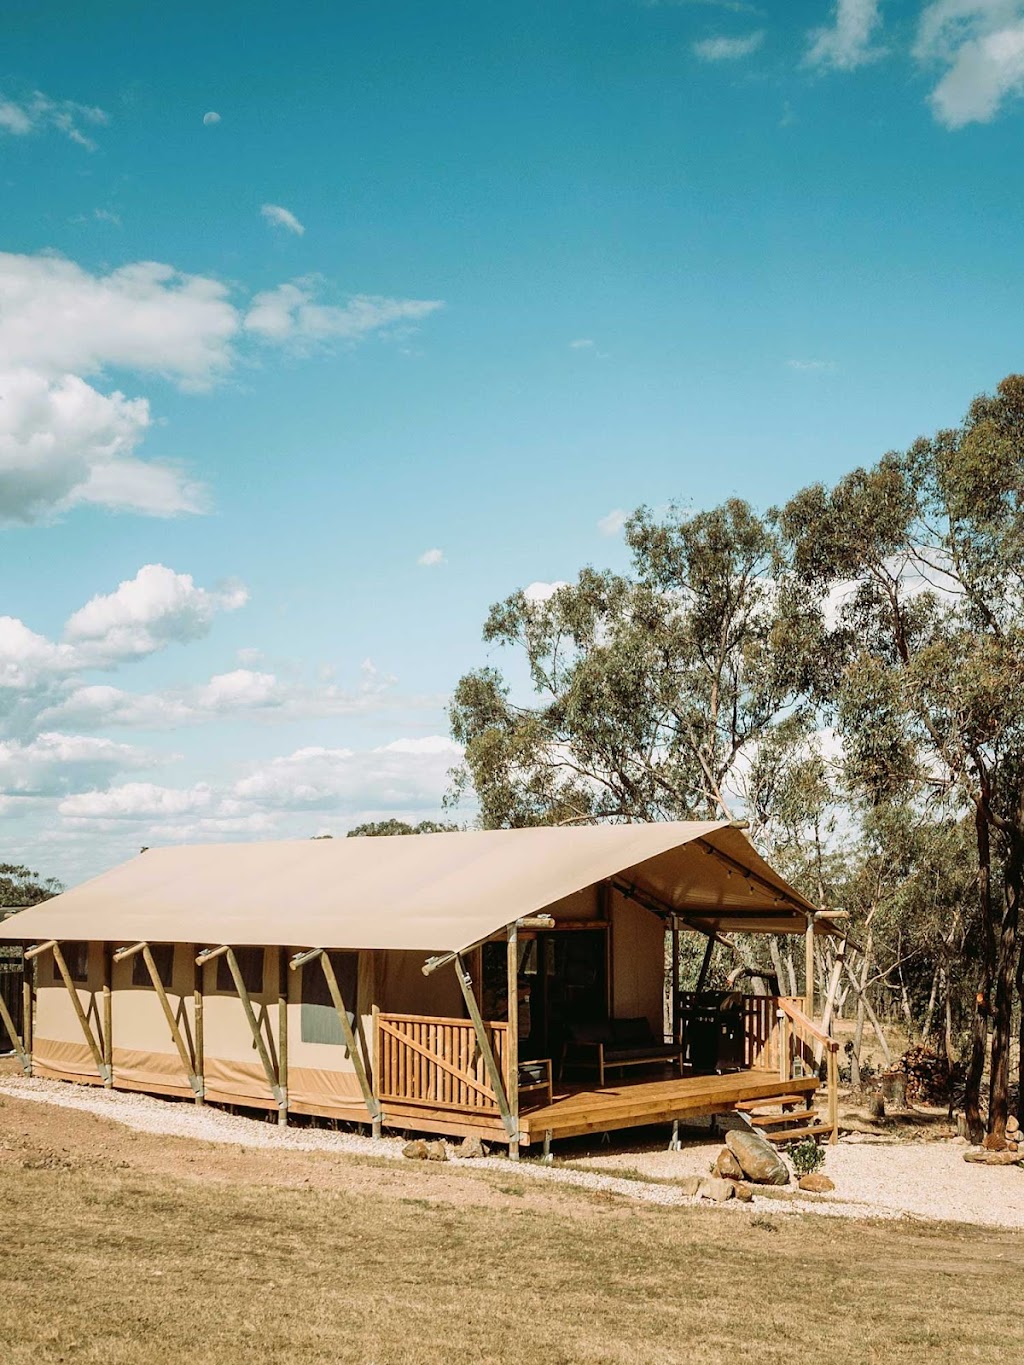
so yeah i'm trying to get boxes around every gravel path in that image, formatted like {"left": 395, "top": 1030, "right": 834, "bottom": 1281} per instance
{"left": 4, "top": 1074, "right": 1019, "bottom": 1227}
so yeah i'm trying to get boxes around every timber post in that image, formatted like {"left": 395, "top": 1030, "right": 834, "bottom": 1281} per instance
{"left": 453, "top": 952, "right": 518, "bottom": 1147}
{"left": 194, "top": 946, "right": 205, "bottom": 1107}
{"left": 0, "top": 991, "right": 30, "bottom": 1075}
{"left": 371, "top": 1003, "right": 382, "bottom": 1137}
{"left": 101, "top": 944, "right": 113, "bottom": 1087}
{"left": 29, "top": 941, "right": 110, "bottom": 1085}
{"left": 506, "top": 922, "right": 520, "bottom": 1160}
{"left": 289, "top": 947, "right": 380, "bottom": 1131}
{"left": 197, "top": 945, "right": 285, "bottom": 1118}
{"left": 805, "top": 913, "right": 816, "bottom": 1019}
{"left": 670, "top": 914, "right": 680, "bottom": 1047}
{"left": 112, "top": 942, "right": 203, "bottom": 1101}
{"left": 278, "top": 947, "right": 288, "bottom": 1127}
{"left": 22, "top": 952, "right": 33, "bottom": 1072}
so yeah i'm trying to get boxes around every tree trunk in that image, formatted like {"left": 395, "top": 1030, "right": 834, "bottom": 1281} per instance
{"left": 1017, "top": 927, "right": 1024, "bottom": 1129}
{"left": 922, "top": 962, "right": 940, "bottom": 1043}
{"left": 964, "top": 802, "right": 995, "bottom": 1143}
{"left": 989, "top": 828, "right": 1022, "bottom": 1138}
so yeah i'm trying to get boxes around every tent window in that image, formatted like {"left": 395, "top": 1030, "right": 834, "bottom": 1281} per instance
{"left": 56, "top": 941, "right": 89, "bottom": 985}
{"left": 133, "top": 944, "right": 174, "bottom": 988}
{"left": 301, "top": 952, "right": 358, "bottom": 1046}
{"left": 217, "top": 947, "right": 264, "bottom": 996}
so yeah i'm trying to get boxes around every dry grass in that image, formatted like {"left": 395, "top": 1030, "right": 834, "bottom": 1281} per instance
{"left": 2, "top": 1093, "right": 1023, "bottom": 1364}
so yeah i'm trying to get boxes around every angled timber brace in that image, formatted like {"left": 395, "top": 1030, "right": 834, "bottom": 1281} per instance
{"left": 113, "top": 942, "right": 203, "bottom": 1101}
{"left": 453, "top": 952, "right": 518, "bottom": 1144}
{"left": 25, "top": 940, "right": 111, "bottom": 1086}
{"left": 0, "top": 988, "right": 30, "bottom": 1075}
{"left": 196, "top": 945, "right": 287, "bottom": 1122}
{"left": 290, "top": 947, "right": 381, "bottom": 1136}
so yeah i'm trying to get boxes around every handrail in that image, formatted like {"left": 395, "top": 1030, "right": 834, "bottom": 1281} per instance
{"left": 776, "top": 996, "right": 838, "bottom": 1051}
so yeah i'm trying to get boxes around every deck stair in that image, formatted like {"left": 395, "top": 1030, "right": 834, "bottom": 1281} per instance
{"left": 737, "top": 1095, "right": 835, "bottom": 1145}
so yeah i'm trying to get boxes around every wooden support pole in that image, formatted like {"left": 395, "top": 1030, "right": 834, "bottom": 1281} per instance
{"left": 51, "top": 942, "right": 110, "bottom": 1084}
{"left": 453, "top": 953, "right": 517, "bottom": 1143}
{"left": 0, "top": 991, "right": 30, "bottom": 1074}
{"left": 194, "top": 948, "right": 204, "bottom": 1107}
{"left": 670, "top": 915, "right": 680, "bottom": 1046}
{"left": 506, "top": 922, "right": 520, "bottom": 1161}
{"left": 371, "top": 1003, "right": 382, "bottom": 1138}
{"left": 777, "top": 1009, "right": 790, "bottom": 1083}
{"left": 24, "top": 939, "right": 57, "bottom": 961}
{"left": 113, "top": 942, "right": 203, "bottom": 1100}
{"left": 277, "top": 948, "right": 288, "bottom": 1127}
{"left": 22, "top": 957, "right": 33, "bottom": 1071}
{"left": 805, "top": 915, "right": 816, "bottom": 1019}
{"left": 695, "top": 932, "right": 716, "bottom": 993}
{"left": 289, "top": 944, "right": 382, "bottom": 1124}
{"left": 101, "top": 944, "right": 113, "bottom": 1088}
{"left": 218, "top": 947, "right": 286, "bottom": 1115}
{"left": 827, "top": 1045, "right": 839, "bottom": 1144}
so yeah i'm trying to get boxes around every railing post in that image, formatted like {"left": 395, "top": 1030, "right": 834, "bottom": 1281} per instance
{"left": 777, "top": 1009, "right": 789, "bottom": 1083}
{"left": 827, "top": 1045, "right": 839, "bottom": 1144}
{"left": 506, "top": 924, "right": 520, "bottom": 1160}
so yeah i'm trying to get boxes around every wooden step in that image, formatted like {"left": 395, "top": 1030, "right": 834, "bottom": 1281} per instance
{"left": 764, "top": 1123, "right": 834, "bottom": 1144}
{"left": 736, "top": 1094, "right": 812, "bottom": 1111}
{"left": 750, "top": 1109, "right": 817, "bottom": 1128}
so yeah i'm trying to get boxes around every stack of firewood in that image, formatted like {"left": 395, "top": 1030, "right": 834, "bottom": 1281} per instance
{"left": 884, "top": 1045, "right": 953, "bottom": 1105}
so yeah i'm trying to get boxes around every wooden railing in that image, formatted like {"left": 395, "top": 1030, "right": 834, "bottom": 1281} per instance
{"left": 376, "top": 1012, "right": 509, "bottom": 1114}
{"left": 776, "top": 996, "right": 839, "bottom": 1143}
{"left": 677, "top": 992, "right": 806, "bottom": 1072}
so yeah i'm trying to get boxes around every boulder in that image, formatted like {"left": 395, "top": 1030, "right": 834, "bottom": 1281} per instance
{"left": 798, "top": 1173, "right": 835, "bottom": 1193}
{"left": 713, "top": 1147, "right": 744, "bottom": 1180}
{"left": 1007, "top": 1115, "right": 1020, "bottom": 1136}
{"left": 963, "top": 1149, "right": 1022, "bottom": 1166}
{"left": 424, "top": 1140, "right": 449, "bottom": 1162}
{"left": 457, "top": 1136, "right": 485, "bottom": 1159}
{"left": 678, "top": 1175, "right": 702, "bottom": 1197}
{"left": 733, "top": 1181, "right": 754, "bottom": 1202}
{"left": 699, "top": 1177, "right": 735, "bottom": 1202}
{"left": 725, "top": 1129, "right": 790, "bottom": 1186}
{"left": 402, "top": 1140, "right": 428, "bottom": 1160}
{"left": 982, "top": 1132, "right": 1008, "bottom": 1152}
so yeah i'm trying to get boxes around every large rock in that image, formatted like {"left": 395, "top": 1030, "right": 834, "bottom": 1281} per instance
{"left": 798, "top": 1173, "right": 835, "bottom": 1193}
{"left": 733, "top": 1181, "right": 754, "bottom": 1203}
{"left": 403, "top": 1140, "right": 428, "bottom": 1160}
{"left": 725, "top": 1129, "right": 790, "bottom": 1186}
{"left": 678, "top": 1175, "right": 702, "bottom": 1197}
{"left": 457, "top": 1136, "right": 485, "bottom": 1159}
{"left": 424, "top": 1140, "right": 449, "bottom": 1162}
{"left": 713, "top": 1147, "right": 744, "bottom": 1180}
{"left": 699, "top": 1177, "right": 735, "bottom": 1202}
{"left": 963, "top": 1149, "right": 1021, "bottom": 1166}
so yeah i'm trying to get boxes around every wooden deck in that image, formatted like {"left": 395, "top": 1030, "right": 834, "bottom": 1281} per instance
{"left": 519, "top": 1069, "right": 820, "bottom": 1145}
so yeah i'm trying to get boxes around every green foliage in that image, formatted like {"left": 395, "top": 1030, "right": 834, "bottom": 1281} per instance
{"left": 346, "top": 820, "right": 461, "bottom": 838}
{"left": 787, "top": 1137, "right": 825, "bottom": 1177}
{"left": 0, "top": 863, "right": 62, "bottom": 909}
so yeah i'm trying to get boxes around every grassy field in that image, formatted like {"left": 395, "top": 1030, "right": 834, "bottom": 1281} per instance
{"left": 2, "top": 1092, "right": 1023, "bottom": 1364}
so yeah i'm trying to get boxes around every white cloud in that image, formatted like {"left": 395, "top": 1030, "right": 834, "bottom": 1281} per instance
{"left": 202, "top": 111, "right": 221, "bottom": 126}
{"left": 0, "top": 732, "right": 153, "bottom": 796}
{"left": 786, "top": 358, "right": 837, "bottom": 372}
{"left": 916, "top": 2, "right": 1024, "bottom": 127}
{"left": 417, "top": 547, "right": 445, "bottom": 567}
{"left": 0, "top": 90, "right": 108, "bottom": 149}
{"left": 261, "top": 203, "right": 305, "bottom": 236}
{"left": 523, "top": 581, "right": 569, "bottom": 605}
{"left": 570, "top": 338, "right": 596, "bottom": 350}
{"left": 64, "top": 564, "right": 248, "bottom": 667}
{"left": 806, "top": 0, "right": 885, "bottom": 71}
{"left": 0, "top": 369, "right": 202, "bottom": 524}
{"left": 0, "top": 253, "right": 239, "bottom": 389}
{"left": 597, "top": 508, "right": 627, "bottom": 537}
{"left": 60, "top": 782, "right": 213, "bottom": 820}
{"left": 244, "top": 279, "right": 443, "bottom": 347}
{"left": 693, "top": 30, "right": 765, "bottom": 60}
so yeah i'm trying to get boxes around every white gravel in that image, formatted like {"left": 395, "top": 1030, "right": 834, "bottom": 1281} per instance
{"left": 3, "top": 1075, "right": 1019, "bottom": 1228}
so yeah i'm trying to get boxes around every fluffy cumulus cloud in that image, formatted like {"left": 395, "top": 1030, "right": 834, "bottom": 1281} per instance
{"left": 261, "top": 203, "right": 305, "bottom": 235}
{"left": 64, "top": 564, "right": 248, "bottom": 666}
{"left": 916, "top": 1, "right": 1024, "bottom": 127}
{"left": 0, "top": 89, "right": 107, "bottom": 149}
{"left": 244, "top": 279, "right": 443, "bottom": 347}
{"left": 693, "top": 31, "right": 765, "bottom": 60}
{"left": 597, "top": 508, "right": 627, "bottom": 537}
{"left": 417, "top": 547, "right": 445, "bottom": 567}
{"left": 806, "top": 0, "right": 885, "bottom": 70}
{"left": 0, "top": 251, "right": 443, "bottom": 522}
{"left": 0, "top": 732, "right": 154, "bottom": 797}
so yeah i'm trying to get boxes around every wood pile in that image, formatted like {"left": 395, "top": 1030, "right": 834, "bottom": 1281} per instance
{"left": 884, "top": 1045, "right": 953, "bottom": 1105}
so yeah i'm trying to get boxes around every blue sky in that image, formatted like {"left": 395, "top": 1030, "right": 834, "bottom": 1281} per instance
{"left": 3, "top": 0, "right": 1024, "bottom": 884}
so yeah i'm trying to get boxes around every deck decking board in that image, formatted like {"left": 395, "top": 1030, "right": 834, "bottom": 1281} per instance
{"left": 520, "top": 1069, "right": 819, "bottom": 1144}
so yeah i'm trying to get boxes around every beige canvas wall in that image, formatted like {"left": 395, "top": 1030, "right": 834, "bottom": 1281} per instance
{"left": 609, "top": 889, "right": 665, "bottom": 1033}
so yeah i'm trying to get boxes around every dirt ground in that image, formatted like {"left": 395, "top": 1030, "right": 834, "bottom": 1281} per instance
{"left": 3, "top": 1081, "right": 1024, "bottom": 1364}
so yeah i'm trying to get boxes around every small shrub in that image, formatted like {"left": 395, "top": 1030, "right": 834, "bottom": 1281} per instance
{"left": 788, "top": 1136, "right": 825, "bottom": 1177}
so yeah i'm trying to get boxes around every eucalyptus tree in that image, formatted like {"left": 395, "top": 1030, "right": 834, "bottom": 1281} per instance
{"left": 449, "top": 499, "right": 827, "bottom": 832}
{"left": 779, "top": 375, "right": 1024, "bottom": 1136}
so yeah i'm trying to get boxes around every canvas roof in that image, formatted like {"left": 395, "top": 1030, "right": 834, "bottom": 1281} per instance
{"left": 0, "top": 820, "right": 822, "bottom": 953}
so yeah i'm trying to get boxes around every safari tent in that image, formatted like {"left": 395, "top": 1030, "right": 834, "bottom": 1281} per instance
{"left": 0, "top": 820, "right": 841, "bottom": 1153}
